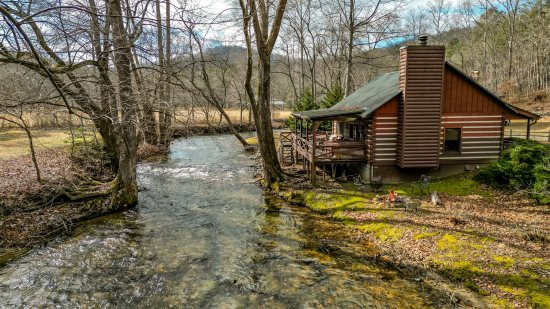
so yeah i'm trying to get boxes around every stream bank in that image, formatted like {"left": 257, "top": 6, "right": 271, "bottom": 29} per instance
{"left": 0, "top": 144, "right": 115, "bottom": 267}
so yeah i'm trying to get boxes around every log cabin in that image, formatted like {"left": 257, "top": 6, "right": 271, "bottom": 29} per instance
{"left": 287, "top": 36, "right": 540, "bottom": 183}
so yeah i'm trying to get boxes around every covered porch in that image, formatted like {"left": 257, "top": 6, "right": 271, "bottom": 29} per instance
{"left": 285, "top": 109, "right": 372, "bottom": 184}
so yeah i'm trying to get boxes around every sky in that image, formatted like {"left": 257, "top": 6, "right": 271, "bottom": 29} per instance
{"left": 198, "top": 0, "right": 473, "bottom": 48}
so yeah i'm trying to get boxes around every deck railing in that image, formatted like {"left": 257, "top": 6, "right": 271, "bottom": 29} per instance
{"left": 289, "top": 132, "right": 367, "bottom": 163}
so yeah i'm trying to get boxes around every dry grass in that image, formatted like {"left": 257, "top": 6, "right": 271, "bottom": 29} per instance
{"left": 173, "top": 108, "right": 291, "bottom": 125}
{"left": 0, "top": 129, "right": 71, "bottom": 158}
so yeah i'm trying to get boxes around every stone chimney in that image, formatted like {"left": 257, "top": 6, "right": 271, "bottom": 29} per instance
{"left": 397, "top": 35, "right": 446, "bottom": 168}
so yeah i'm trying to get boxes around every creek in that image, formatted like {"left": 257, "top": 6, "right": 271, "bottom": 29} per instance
{"left": 0, "top": 135, "right": 433, "bottom": 308}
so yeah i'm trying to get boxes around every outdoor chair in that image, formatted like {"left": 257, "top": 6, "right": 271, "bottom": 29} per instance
{"left": 411, "top": 174, "right": 431, "bottom": 195}
{"left": 370, "top": 176, "right": 384, "bottom": 192}
{"left": 352, "top": 175, "right": 383, "bottom": 193}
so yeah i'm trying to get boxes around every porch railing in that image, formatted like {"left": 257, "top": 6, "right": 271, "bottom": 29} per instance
{"left": 290, "top": 132, "right": 367, "bottom": 163}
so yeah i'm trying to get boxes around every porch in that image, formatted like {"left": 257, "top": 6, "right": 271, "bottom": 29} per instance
{"left": 283, "top": 109, "right": 371, "bottom": 184}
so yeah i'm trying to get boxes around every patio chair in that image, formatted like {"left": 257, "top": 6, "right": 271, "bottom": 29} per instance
{"left": 370, "top": 176, "right": 384, "bottom": 192}
{"left": 411, "top": 174, "right": 431, "bottom": 195}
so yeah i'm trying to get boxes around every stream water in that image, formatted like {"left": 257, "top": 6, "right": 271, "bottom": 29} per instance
{"left": 0, "top": 135, "right": 434, "bottom": 308}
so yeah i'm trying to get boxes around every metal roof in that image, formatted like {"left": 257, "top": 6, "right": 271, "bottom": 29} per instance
{"left": 291, "top": 71, "right": 401, "bottom": 120}
{"left": 291, "top": 108, "right": 364, "bottom": 120}
{"left": 292, "top": 64, "right": 539, "bottom": 122}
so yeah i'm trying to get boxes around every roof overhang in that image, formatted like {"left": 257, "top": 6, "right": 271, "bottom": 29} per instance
{"left": 291, "top": 108, "right": 367, "bottom": 121}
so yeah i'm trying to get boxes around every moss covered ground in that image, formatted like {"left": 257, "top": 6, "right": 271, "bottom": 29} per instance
{"left": 275, "top": 173, "right": 550, "bottom": 308}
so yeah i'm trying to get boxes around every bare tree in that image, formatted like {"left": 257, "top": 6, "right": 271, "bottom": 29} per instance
{"left": 238, "top": 0, "right": 288, "bottom": 185}
{"left": 0, "top": 0, "right": 146, "bottom": 207}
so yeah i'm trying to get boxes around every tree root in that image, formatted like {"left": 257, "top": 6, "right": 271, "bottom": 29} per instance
{"left": 62, "top": 190, "right": 111, "bottom": 201}
{"left": 61, "top": 180, "right": 117, "bottom": 201}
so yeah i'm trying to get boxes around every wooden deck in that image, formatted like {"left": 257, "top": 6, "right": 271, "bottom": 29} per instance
{"left": 288, "top": 132, "right": 367, "bottom": 164}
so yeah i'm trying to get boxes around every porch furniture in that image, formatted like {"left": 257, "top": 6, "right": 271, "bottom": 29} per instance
{"left": 411, "top": 174, "right": 431, "bottom": 195}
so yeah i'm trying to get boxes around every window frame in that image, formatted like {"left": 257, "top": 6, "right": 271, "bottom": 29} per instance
{"left": 443, "top": 127, "right": 462, "bottom": 154}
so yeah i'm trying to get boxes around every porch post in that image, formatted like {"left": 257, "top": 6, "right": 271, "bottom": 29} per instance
{"left": 526, "top": 119, "right": 537, "bottom": 140}
{"left": 311, "top": 121, "right": 319, "bottom": 185}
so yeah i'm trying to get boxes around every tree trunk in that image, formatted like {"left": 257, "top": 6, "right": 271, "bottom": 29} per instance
{"left": 160, "top": 0, "right": 172, "bottom": 148}
{"left": 344, "top": 0, "right": 355, "bottom": 97}
{"left": 238, "top": 0, "right": 287, "bottom": 186}
{"left": 256, "top": 60, "right": 284, "bottom": 183}
{"left": 23, "top": 125, "right": 41, "bottom": 182}
{"left": 108, "top": 0, "right": 139, "bottom": 208}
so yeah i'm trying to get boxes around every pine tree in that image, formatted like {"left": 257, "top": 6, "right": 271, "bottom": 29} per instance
{"left": 321, "top": 84, "right": 344, "bottom": 109}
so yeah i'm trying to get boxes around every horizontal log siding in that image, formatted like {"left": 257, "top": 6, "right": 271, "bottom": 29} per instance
{"left": 439, "top": 115, "right": 503, "bottom": 164}
{"left": 398, "top": 46, "right": 445, "bottom": 168}
{"left": 439, "top": 66, "right": 516, "bottom": 163}
{"left": 373, "top": 98, "right": 399, "bottom": 165}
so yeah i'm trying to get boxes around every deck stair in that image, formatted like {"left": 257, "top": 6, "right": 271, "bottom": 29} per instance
{"left": 279, "top": 131, "right": 294, "bottom": 165}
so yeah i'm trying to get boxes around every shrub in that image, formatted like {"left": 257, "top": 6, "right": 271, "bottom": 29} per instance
{"left": 476, "top": 139, "right": 550, "bottom": 204}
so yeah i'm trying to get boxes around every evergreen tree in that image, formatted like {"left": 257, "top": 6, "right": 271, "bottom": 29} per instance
{"left": 319, "top": 84, "right": 344, "bottom": 130}
{"left": 294, "top": 88, "right": 316, "bottom": 111}
{"left": 321, "top": 84, "right": 344, "bottom": 109}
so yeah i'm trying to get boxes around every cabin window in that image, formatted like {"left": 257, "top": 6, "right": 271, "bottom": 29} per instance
{"left": 444, "top": 128, "right": 461, "bottom": 152}
{"left": 335, "top": 122, "right": 365, "bottom": 141}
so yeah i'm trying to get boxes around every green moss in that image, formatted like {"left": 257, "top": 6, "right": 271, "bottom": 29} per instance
{"left": 496, "top": 273, "right": 550, "bottom": 308}
{"left": 357, "top": 222, "right": 403, "bottom": 241}
{"left": 521, "top": 269, "right": 539, "bottom": 278}
{"left": 431, "top": 259, "right": 484, "bottom": 291}
{"left": 392, "top": 174, "right": 490, "bottom": 197}
{"left": 271, "top": 182, "right": 280, "bottom": 193}
{"left": 490, "top": 296, "right": 515, "bottom": 309}
{"left": 414, "top": 232, "right": 438, "bottom": 240}
{"left": 530, "top": 290, "right": 550, "bottom": 308}
{"left": 437, "top": 234, "right": 459, "bottom": 251}
{"left": 480, "top": 236, "right": 496, "bottom": 243}
{"left": 492, "top": 255, "right": 515, "bottom": 268}
{"left": 301, "top": 190, "right": 367, "bottom": 213}
{"left": 436, "top": 233, "right": 483, "bottom": 252}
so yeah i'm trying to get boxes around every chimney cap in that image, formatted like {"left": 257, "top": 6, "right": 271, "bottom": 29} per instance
{"left": 418, "top": 34, "right": 429, "bottom": 46}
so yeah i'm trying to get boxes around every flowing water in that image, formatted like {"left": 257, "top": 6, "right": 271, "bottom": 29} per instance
{"left": 0, "top": 135, "right": 434, "bottom": 308}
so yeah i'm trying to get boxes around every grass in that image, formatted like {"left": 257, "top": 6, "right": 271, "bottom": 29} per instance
{"left": 0, "top": 129, "right": 70, "bottom": 158}
{"left": 245, "top": 133, "right": 281, "bottom": 148}
{"left": 389, "top": 173, "right": 491, "bottom": 197}
{"left": 173, "top": 108, "right": 292, "bottom": 125}
{"left": 0, "top": 128, "right": 100, "bottom": 159}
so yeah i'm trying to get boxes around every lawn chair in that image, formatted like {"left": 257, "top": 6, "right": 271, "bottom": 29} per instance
{"left": 411, "top": 174, "right": 431, "bottom": 195}
{"left": 370, "top": 176, "right": 383, "bottom": 192}
{"left": 353, "top": 175, "right": 369, "bottom": 192}
{"left": 353, "top": 175, "right": 383, "bottom": 193}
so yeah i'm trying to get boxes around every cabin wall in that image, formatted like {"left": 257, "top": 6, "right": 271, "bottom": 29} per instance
{"left": 371, "top": 97, "right": 399, "bottom": 166}
{"left": 397, "top": 45, "right": 445, "bottom": 168}
{"left": 439, "top": 68, "right": 505, "bottom": 164}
